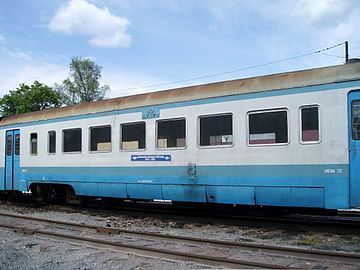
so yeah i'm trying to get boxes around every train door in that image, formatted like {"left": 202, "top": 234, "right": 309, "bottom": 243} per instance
{"left": 348, "top": 91, "right": 360, "bottom": 207}
{"left": 4, "top": 129, "right": 20, "bottom": 190}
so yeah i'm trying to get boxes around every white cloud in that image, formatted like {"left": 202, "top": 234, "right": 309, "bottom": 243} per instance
{"left": 1, "top": 47, "right": 32, "bottom": 60}
{"left": 0, "top": 34, "right": 4, "bottom": 44}
{"left": 294, "top": 0, "right": 350, "bottom": 27}
{"left": 48, "top": 0, "right": 131, "bottom": 48}
{"left": 0, "top": 63, "right": 68, "bottom": 95}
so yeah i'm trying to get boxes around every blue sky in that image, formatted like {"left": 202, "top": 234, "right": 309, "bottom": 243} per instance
{"left": 0, "top": 0, "right": 359, "bottom": 98}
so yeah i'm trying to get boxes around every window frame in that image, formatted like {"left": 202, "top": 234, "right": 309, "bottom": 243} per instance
{"left": 120, "top": 121, "right": 146, "bottom": 152}
{"left": 47, "top": 130, "right": 56, "bottom": 155}
{"left": 352, "top": 100, "right": 360, "bottom": 140}
{"left": 15, "top": 133, "right": 20, "bottom": 156}
{"left": 299, "top": 105, "right": 321, "bottom": 145}
{"left": 62, "top": 128, "right": 82, "bottom": 154}
{"left": 88, "top": 125, "right": 112, "bottom": 153}
{"left": 30, "top": 132, "right": 38, "bottom": 156}
{"left": 247, "top": 108, "right": 289, "bottom": 147}
{"left": 155, "top": 117, "right": 187, "bottom": 150}
{"left": 197, "top": 112, "right": 235, "bottom": 149}
{"left": 6, "top": 134, "right": 13, "bottom": 156}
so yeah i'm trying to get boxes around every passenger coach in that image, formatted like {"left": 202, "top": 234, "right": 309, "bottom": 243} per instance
{"left": 1, "top": 62, "right": 360, "bottom": 210}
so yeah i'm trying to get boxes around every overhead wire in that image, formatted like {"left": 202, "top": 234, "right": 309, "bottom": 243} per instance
{"left": 320, "top": 52, "right": 344, "bottom": 59}
{"left": 110, "top": 42, "right": 347, "bottom": 93}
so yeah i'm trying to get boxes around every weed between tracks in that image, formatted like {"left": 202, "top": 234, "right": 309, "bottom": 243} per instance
{"left": 297, "top": 235, "right": 319, "bottom": 246}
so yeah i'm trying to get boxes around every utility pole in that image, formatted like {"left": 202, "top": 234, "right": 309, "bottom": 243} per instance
{"left": 345, "top": 41, "right": 349, "bottom": 63}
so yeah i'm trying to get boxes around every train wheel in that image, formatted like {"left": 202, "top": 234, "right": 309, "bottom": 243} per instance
{"left": 65, "top": 188, "right": 82, "bottom": 205}
{"left": 30, "top": 184, "right": 48, "bottom": 204}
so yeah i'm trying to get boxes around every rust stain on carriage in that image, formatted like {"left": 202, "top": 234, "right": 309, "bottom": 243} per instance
{"left": 1, "top": 63, "right": 360, "bottom": 126}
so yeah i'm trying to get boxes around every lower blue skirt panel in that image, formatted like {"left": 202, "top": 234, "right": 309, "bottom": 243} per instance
{"left": 206, "top": 186, "right": 255, "bottom": 205}
{"left": 162, "top": 185, "right": 206, "bottom": 202}
{"left": 12, "top": 164, "right": 351, "bottom": 209}
{"left": 255, "top": 187, "right": 325, "bottom": 208}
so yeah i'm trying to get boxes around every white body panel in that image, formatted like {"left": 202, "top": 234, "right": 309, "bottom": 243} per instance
{"left": 0, "top": 86, "right": 352, "bottom": 168}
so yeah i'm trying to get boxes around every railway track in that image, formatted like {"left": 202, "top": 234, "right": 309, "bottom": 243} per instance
{"left": 2, "top": 196, "right": 360, "bottom": 234}
{"left": 0, "top": 211, "right": 359, "bottom": 269}
{"left": 1, "top": 197, "right": 360, "bottom": 234}
{"left": 105, "top": 204, "right": 360, "bottom": 234}
{"left": 67, "top": 200, "right": 360, "bottom": 234}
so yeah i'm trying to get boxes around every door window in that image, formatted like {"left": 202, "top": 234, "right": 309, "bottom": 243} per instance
{"left": 6, "top": 135, "right": 12, "bottom": 156}
{"left": 352, "top": 101, "right": 360, "bottom": 140}
{"left": 15, "top": 134, "right": 20, "bottom": 155}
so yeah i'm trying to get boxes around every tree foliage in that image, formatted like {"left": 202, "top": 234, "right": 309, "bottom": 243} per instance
{"left": 0, "top": 57, "right": 109, "bottom": 117}
{"left": 56, "top": 57, "right": 109, "bottom": 105}
{"left": 0, "top": 81, "right": 61, "bottom": 117}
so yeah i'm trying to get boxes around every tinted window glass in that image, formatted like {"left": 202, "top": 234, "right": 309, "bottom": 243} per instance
{"left": 90, "top": 126, "right": 111, "bottom": 152}
{"left": 301, "top": 107, "right": 319, "bottom": 142}
{"left": 15, "top": 134, "right": 20, "bottom": 155}
{"left": 157, "top": 119, "right": 186, "bottom": 148}
{"left": 30, "top": 133, "right": 38, "bottom": 155}
{"left": 6, "top": 135, "right": 12, "bottom": 156}
{"left": 199, "top": 114, "right": 233, "bottom": 146}
{"left": 48, "top": 131, "right": 56, "bottom": 154}
{"left": 121, "top": 122, "right": 145, "bottom": 150}
{"left": 63, "top": 128, "right": 82, "bottom": 152}
{"left": 352, "top": 101, "right": 360, "bottom": 140}
{"left": 248, "top": 111, "right": 288, "bottom": 145}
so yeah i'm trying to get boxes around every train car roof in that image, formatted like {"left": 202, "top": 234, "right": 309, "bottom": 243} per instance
{"left": 1, "top": 62, "right": 360, "bottom": 126}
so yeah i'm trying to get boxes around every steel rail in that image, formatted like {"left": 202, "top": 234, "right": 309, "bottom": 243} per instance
{"left": 0, "top": 221, "right": 287, "bottom": 269}
{"left": 111, "top": 206, "right": 360, "bottom": 228}
{"left": 0, "top": 211, "right": 359, "bottom": 266}
{"left": 73, "top": 201, "right": 360, "bottom": 233}
{"left": 2, "top": 198, "right": 360, "bottom": 233}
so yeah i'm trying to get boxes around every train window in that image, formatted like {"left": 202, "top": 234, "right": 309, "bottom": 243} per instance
{"left": 199, "top": 114, "right": 233, "bottom": 146}
{"left": 89, "top": 125, "right": 111, "bottom": 152}
{"left": 63, "top": 128, "right": 82, "bottom": 153}
{"left": 352, "top": 101, "right": 360, "bottom": 140}
{"left": 48, "top": 130, "right": 56, "bottom": 154}
{"left": 6, "top": 135, "right": 12, "bottom": 156}
{"left": 121, "top": 122, "right": 145, "bottom": 150}
{"left": 15, "top": 134, "right": 20, "bottom": 155}
{"left": 248, "top": 110, "right": 288, "bottom": 145}
{"left": 30, "top": 133, "right": 38, "bottom": 155}
{"left": 156, "top": 118, "right": 186, "bottom": 148}
{"left": 300, "top": 106, "right": 320, "bottom": 143}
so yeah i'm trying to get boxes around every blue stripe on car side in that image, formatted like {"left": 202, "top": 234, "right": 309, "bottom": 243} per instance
{"left": 17, "top": 164, "right": 349, "bottom": 179}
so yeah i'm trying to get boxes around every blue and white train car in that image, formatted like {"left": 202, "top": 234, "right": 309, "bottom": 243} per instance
{"left": 1, "top": 62, "right": 360, "bottom": 210}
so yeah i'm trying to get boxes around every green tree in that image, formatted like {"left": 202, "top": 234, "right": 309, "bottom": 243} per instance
{"left": 56, "top": 57, "right": 109, "bottom": 105}
{"left": 0, "top": 81, "right": 61, "bottom": 117}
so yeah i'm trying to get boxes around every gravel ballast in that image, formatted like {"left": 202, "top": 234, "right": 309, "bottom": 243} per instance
{"left": 0, "top": 202, "right": 359, "bottom": 269}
